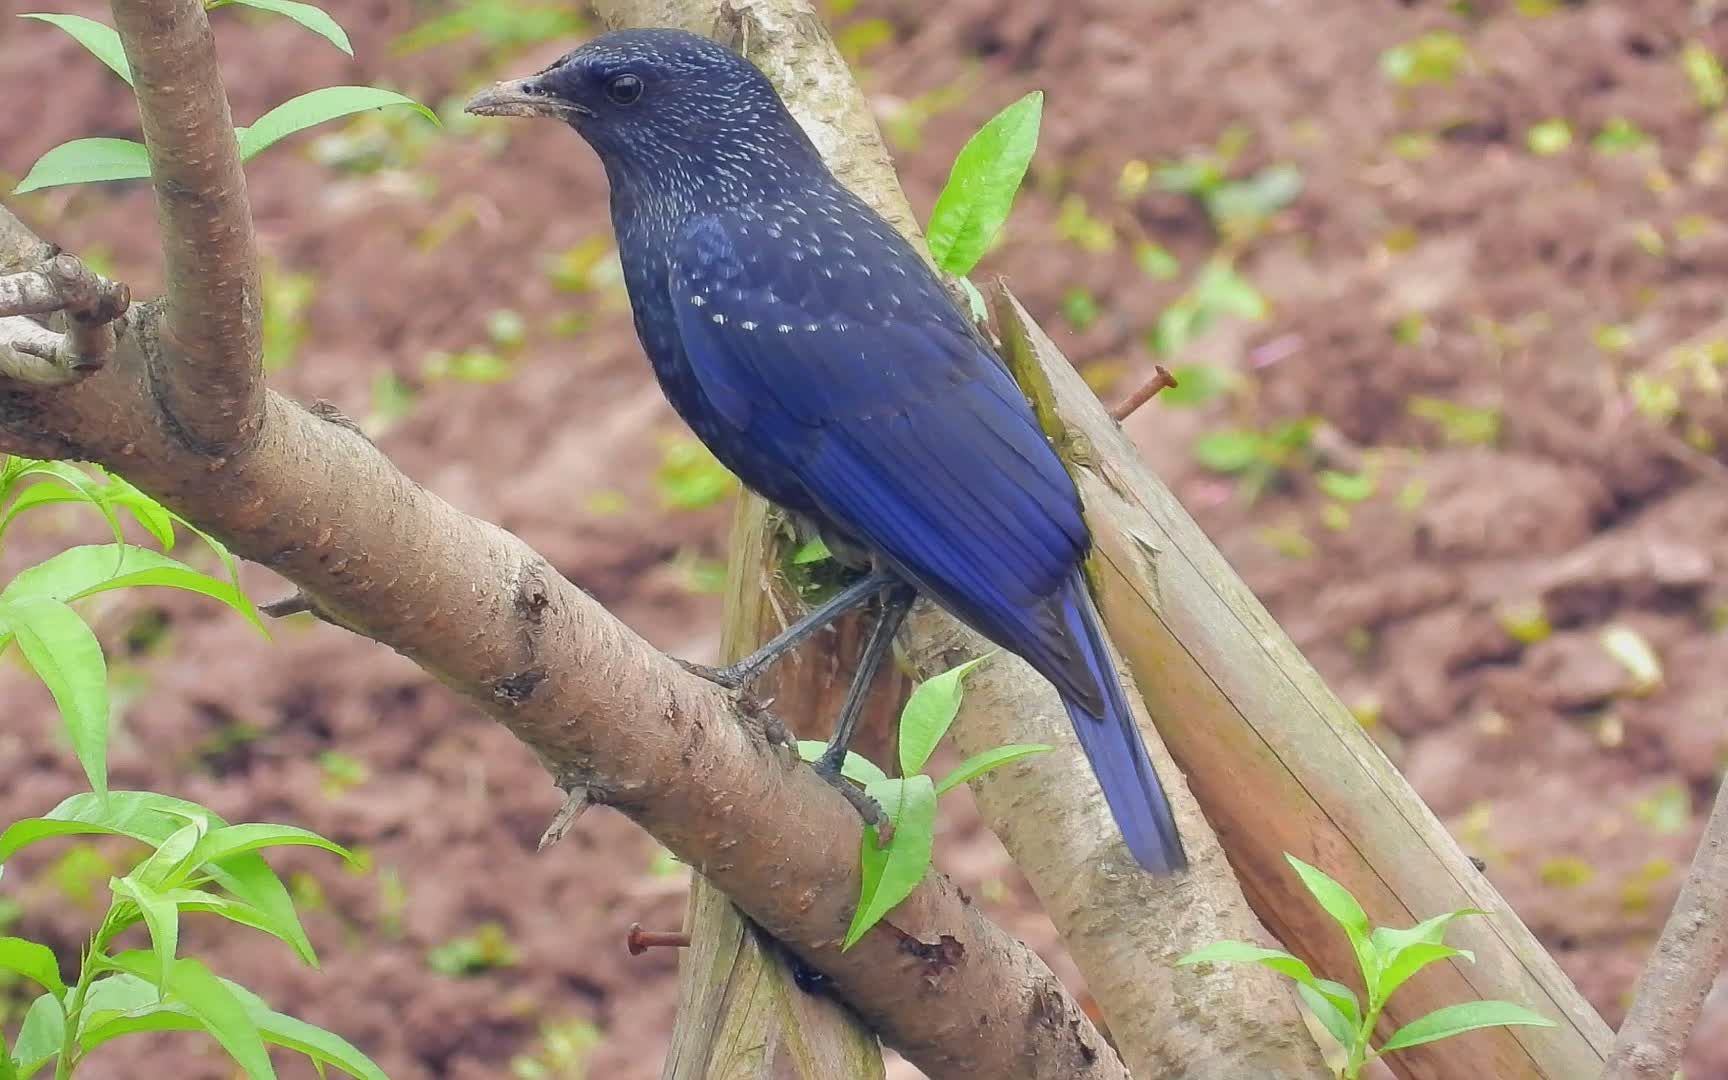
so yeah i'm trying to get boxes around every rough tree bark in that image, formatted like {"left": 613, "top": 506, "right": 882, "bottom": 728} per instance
{"left": 0, "top": 0, "right": 1139, "bottom": 1075}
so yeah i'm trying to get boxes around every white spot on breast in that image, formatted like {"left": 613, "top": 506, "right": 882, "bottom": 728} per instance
{"left": 778, "top": 324, "right": 793, "bottom": 333}
{"left": 712, "top": 313, "right": 727, "bottom": 325}
{"left": 805, "top": 323, "right": 819, "bottom": 332}
{"left": 741, "top": 320, "right": 758, "bottom": 331}
{"left": 690, "top": 295, "right": 707, "bottom": 307}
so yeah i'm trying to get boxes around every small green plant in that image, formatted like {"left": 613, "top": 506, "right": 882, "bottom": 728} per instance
{"left": 1180, "top": 855, "right": 1553, "bottom": 1079}
{"left": 1149, "top": 259, "right": 1268, "bottom": 361}
{"left": 799, "top": 655, "right": 1051, "bottom": 949}
{"left": 0, "top": 457, "right": 385, "bottom": 1078}
{"left": 1, "top": 795, "right": 383, "bottom": 1079}
{"left": 1192, "top": 416, "right": 1318, "bottom": 500}
{"left": 14, "top": 6, "right": 434, "bottom": 194}
{"left": 1380, "top": 32, "right": 1471, "bottom": 88}
{"left": 1154, "top": 134, "right": 1303, "bottom": 239}
{"left": 426, "top": 922, "right": 519, "bottom": 977}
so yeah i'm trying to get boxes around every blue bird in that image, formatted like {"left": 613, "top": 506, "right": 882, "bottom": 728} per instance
{"left": 466, "top": 28, "right": 1186, "bottom": 874}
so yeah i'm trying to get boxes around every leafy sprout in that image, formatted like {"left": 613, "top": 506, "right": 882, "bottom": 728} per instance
{"left": 1179, "top": 854, "right": 1555, "bottom": 1078}
{"left": 797, "top": 653, "right": 1052, "bottom": 949}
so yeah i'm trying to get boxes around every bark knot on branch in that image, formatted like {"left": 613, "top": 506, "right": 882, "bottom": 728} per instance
{"left": 0, "top": 253, "right": 132, "bottom": 385}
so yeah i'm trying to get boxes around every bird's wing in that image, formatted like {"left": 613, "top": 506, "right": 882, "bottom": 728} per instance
{"left": 670, "top": 211, "right": 1099, "bottom": 707}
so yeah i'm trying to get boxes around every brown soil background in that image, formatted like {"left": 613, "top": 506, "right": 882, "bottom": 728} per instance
{"left": 4, "top": 0, "right": 1728, "bottom": 1076}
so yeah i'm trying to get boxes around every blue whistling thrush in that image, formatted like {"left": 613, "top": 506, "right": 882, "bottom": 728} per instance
{"left": 465, "top": 28, "right": 1186, "bottom": 874}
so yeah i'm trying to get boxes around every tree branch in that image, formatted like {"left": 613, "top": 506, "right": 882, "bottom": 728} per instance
{"left": 111, "top": 0, "right": 263, "bottom": 451}
{"left": 0, "top": 253, "right": 131, "bottom": 384}
{"left": 1602, "top": 778, "right": 1728, "bottom": 1080}
{"left": 993, "top": 287, "right": 1614, "bottom": 1079}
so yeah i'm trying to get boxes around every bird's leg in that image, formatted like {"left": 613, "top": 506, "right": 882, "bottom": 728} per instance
{"left": 678, "top": 569, "right": 897, "bottom": 690}
{"left": 813, "top": 584, "right": 916, "bottom": 831}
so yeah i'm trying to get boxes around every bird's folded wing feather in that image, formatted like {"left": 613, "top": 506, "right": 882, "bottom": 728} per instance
{"left": 669, "top": 211, "right": 1097, "bottom": 702}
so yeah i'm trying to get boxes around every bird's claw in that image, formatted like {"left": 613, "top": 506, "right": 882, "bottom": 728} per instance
{"left": 675, "top": 656, "right": 745, "bottom": 690}
{"left": 812, "top": 753, "right": 892, "bottom": 844}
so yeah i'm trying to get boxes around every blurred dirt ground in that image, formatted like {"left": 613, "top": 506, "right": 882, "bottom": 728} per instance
{"left": 4, "top": 0, "right": 1728, "bottom": 1076}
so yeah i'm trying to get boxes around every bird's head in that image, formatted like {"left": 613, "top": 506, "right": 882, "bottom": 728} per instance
{"left": 464, "top": 28, "right": 815, "bottom": 182}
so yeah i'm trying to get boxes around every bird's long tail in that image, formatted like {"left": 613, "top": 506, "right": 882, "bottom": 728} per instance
{"left": 1056, "top": 574, "right": 1187, "bottom": 874}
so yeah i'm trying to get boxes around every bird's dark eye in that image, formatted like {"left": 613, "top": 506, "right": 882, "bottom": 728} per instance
{"left": 606, "top": 73, "right": 644, "bottom": 106}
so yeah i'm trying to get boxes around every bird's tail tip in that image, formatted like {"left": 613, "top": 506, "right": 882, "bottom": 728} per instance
{"left": 1061, "top": 580, "right": 1189, "bottom": 876}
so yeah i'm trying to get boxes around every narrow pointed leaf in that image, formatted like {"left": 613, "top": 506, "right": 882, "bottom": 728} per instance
{"left": 1286, "top": 853, "right": 1376, "bottom": 982}
{"left": 1297, "top": 983, "right": 1356, "bottom": 1050}
{"left": 224, "top": 0, "right": 351, "bottom": 54}
{"left": 18, "top": 14, "right": 131, "bottom": 83}
{"left": 111, "top": 877, "right": 179, "bottom": 995}
{"left": 934, "top": 743, "right": 1052, "bottom": 796}
{"left": 2, "top": 597, "right": 108, "bottom": 797}
{"left": 1177, "top": 940, "right": 1318, "bottom": 985}
{"left": 103, "top": 953, "right": 275, "bottom": 1079}
{"left": 926, "top": 92, "right": 1043, "bottom": 274}
{"left": 14, "top": 139, "right": 150, "bottom": 194}
{"left": 1377, "top": 1000, "right": 1556, "bottom": 1054}
{"left": 237, "top": 88, "right": 436, "bottom": 160}
{"left": 843, "top": 775, "right": 937, "bottom": 949}
{"left": 898, "top": 653, "right": 992, "bottom": 775}
{"left": 1376, "top": 942, "right": 1472, "bottom": 1001}
{"left": 4, "top": 544, "right": 263, "bottom": 634}
{"left": 189, "top": 823, "right": 352, "bottom": 870}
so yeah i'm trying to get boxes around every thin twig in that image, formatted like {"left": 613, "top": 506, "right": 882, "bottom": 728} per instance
{"left": 1109, "top": 365, "right": 1178, "bottom": 422}
{"left": 0, "top": 254, "right": 130, "bottom": 383}
{"left": 1602, "top": 778, "right": 1728, "bottom": 1080}
{"left": 538, "top": 786, "right": 593, "bottom": 851}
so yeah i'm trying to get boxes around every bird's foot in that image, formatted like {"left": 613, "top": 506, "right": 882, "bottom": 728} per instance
{"left": 812, "top": 751, "right": 892, "bottom": 844}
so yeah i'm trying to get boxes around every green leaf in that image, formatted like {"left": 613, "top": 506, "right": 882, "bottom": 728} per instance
{"left": 237, "top": 87, "right": 437, "bottom": 160}
{"left": 925, "top": 91, "right": 1043, "bottom": 275}
{"left": 222, "top": 0, "right": 351, "bottom": 55}
{"left": 933, "top": 743, "right": 1052, "bottom": 796}
{"left": 4, "top": 463, "right": 127, "bottom": 552}
{"left": 3, "top": 544, "right": 264, "bottom": 635}
{"left": 1376, "top": 1000, "right": 1556, "bottom": 1054}
{"left": 1311, "top": 976, "right": 1364, "bottom": 1029}
{"left": 11, "top": 993, "right": 65, "bottom": 1079}
{"left": 1177, "top": 940, "right": 1318, "bottom": 984}
{"left": 789, "top": 536, "right": 831, "bottom": 564}
{"left": 898, "top": 654, "right": 992, "bottom": 776}
{"left": 796, "top": 741, "right": 887, "bottom": 787}
{"left": 0, "top": 794, "right": 318, "bottom": 966}
{"left": 81, "top": 973, "right": 387, "bottom": 1080}
{"left": 0, "top": 937, "right": 65, "bottom": 994}
{"left": 1, "top": 597, "right": 109, "bottom": 797}
{"left": 1193, "top": 430, "right": 1262, "bottom": 473}
{"left": 128, "top": 820, "right": 207, "bottom": 890}
{"left": 190, "top": 823, "right": 352, "bottom": 870}
{"left": 1297, "top": 982, "right": 1357, "bottom": 1050}
{"left": 157, "top": 889, "right": 297, "bottom": 948}
{"left": 1286, "top": 854, "right": 1377, "bottom": 984}
{"left": 842, "top": 775, "right": 936, "bottom": 949}
{"left": 1375, "top": 943, "right": 1471, "bottom": 1000}
{"left": 111, "top": 877, "right": 180, "bottom": 997}
{"left": 103, "top": 953, "right": 276, "bottom": 1079}
{"left": 18, "top": 14, "right": 131, "bottom": 84}
{"left": 13, "top": 139, "right": 150, "bottom": 195}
